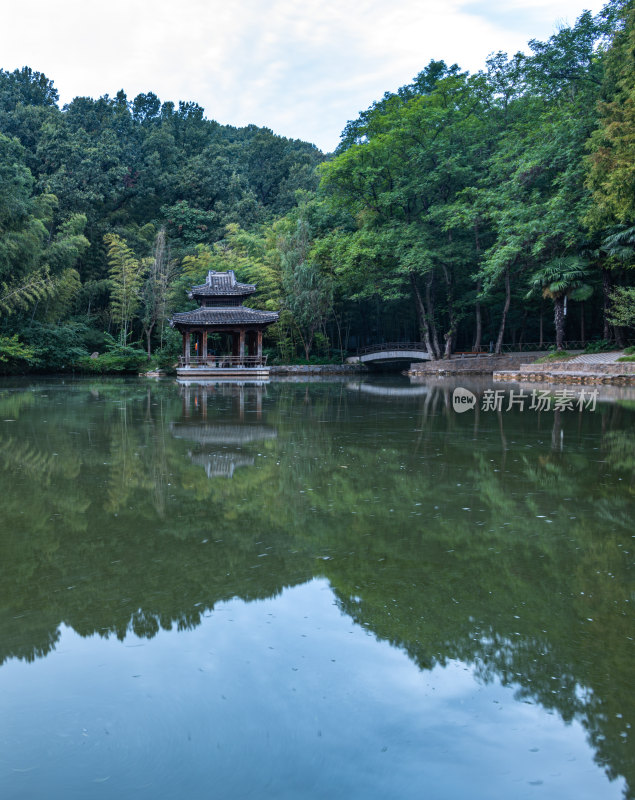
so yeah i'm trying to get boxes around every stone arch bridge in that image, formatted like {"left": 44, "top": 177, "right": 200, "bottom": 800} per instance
{"left": 347, "top": 342, "right": 432, "bottom": 366}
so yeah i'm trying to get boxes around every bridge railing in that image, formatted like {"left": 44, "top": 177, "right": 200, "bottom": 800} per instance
{"left": 356, "top": 342, "right": 428, "bottom": 355}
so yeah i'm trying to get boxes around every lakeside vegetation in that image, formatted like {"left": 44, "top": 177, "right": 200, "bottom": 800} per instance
{"left": 0, "top": 0, "right": 633, "bottom": 373}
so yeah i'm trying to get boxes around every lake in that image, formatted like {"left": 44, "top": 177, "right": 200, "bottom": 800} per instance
{"left": 0, "top": 375, "right": 633, "bottom": 799}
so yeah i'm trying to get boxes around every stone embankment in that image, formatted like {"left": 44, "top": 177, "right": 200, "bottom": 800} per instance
{"left": 407, "top": 353, "right": 540, "bottom": 376}
{"left": 270, "top": 364, "right": 366, "bottom": 375}
{"left": 494, "top": 360, "right": 635, "bottom": 385}
{"left": 408, "top": 350, "right": 635, "bottom": 385}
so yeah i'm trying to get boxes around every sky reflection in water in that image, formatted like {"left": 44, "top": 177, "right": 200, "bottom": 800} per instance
{"left": 0, "top": 376, "right": 632, "bottom": 799}
{"left": 2, "top": 580, "right": 621, "bottom": 800}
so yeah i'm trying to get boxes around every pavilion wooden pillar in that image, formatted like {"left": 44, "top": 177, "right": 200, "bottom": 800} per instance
{"left": 238, "top": 330, "right": 246, "bottom": 363}
{"left": 201, "top": 330, "right": 208, "bottom": 361}
{"left": 184, "top": 331, "right": 191, "bottom": 365}
{"left": 257, "top": 330, "right": 263, "bottom": 364}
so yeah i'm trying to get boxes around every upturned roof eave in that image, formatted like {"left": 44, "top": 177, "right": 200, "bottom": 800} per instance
{"left": 170, "top": 308, "right": 279, "bottom": 328}
{"left": 188, "top": 285, "right": 256, "bottom": 298}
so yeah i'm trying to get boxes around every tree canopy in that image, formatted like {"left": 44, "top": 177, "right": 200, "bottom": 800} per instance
{"left": 0, "top": 0, "right": 633, "bottom": 371}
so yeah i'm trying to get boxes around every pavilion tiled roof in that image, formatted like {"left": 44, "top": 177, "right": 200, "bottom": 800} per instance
{"left": 170, "top": 307, "right": 279, "bottom": 327}
{"left": 189, "top": 270, "right": 256, "bottom": 297}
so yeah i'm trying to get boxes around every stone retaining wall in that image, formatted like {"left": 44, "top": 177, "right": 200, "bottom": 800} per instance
{"left": 270, "top": 364, "right": 366, "bottom": 375}
{"left": 495, "top": 361, "right": 635, "bottom": 385}
{"left": 516, "top": 361, "right": 635, "bottom": 374}
{"left": 407, "top": 354, "right": 540, "bottom": 376}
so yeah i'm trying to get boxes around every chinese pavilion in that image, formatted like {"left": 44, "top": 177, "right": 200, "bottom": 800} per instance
{"left": 170, "top": 270, "right": 279, "bottom": 378}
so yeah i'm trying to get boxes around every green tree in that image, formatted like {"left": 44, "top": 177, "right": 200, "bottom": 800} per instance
{"left": 476, "top": 12, "right": 607, "bottom": 351}
{"left": 527, "top": 256, "right": 593, "bottom": 349}
{"left": 585, "top": 0, "right": 635, "bottom": 229}
{"left": 0, "top": 134, "right": 48, "bottom": 284}
{"left": 278, "top": 214, "right": 333, "bottom": 359}
{"left": 321, "top": 64, "right": 489, "bottom": 358}
{"left": 140, "top": 227, "right": 175, "bottom": 358}
{"left": 607, "top": 285, "right": 635, "bottom": 327}
{"left": 0, "top": 334, "right": 37, "bottom": 367}
{"left": 104, "top": 233, "right": 146, "bottom": 345}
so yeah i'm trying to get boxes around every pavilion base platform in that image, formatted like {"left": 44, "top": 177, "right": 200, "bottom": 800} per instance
{"left": 176, "top": 365, "right": 271, "bottom": 380}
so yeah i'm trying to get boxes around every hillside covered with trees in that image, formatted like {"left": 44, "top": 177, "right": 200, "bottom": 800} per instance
{"left": 0, "top": 0, "right": 633, "bottom": 372}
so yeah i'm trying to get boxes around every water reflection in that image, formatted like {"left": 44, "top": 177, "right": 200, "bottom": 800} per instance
{"left": 178, "top": 380, "right": 266, "bottom": 420}
{"left": 172, "top": 383, "right": 276, "bottom": 478}
{"left": 347, "top": 381, "right": 429, "bottom": 397}
{"left": 188, "top": 451, "right": 255, "bottom": 478}
{"left": 0, "top": 377, "right": 633, "bottom": 797}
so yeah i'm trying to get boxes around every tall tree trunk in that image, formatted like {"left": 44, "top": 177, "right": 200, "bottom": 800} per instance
{"left": 495, "top": 268, "right": 511, "bottom": 354}
{"left": 554, "top": 295, "right": 565, "bottom": 350}
{"left": 334, "top": 312, "right": 344, "bottom": 362}
{"left": 518, "top": 309, "right": 527, "bottom": 347}
{"left": 145, "top": 323, "right": 154, "bottom": 360}
{"left": 615, "top": 325, "right": 625, "bottom": 348}
{"left": 580, "top": 301, "right": 585, "bottom": 346}
{"left": 474, "top": 279, "right": 482, "bottom": 351}
{"left": 443, "top": 327, "right": 456, "bottom": 359}
{"left": 425, "top": 273, "right": 442, "bottom": 359}
{"left": 473, "top": 222, "right": 482, "bottom": 352}
{"left": 602, "top": 267, "right": 612, "bottom": 340}
{"left": 410, "top": 272, "right": 436, "bottom": 360}
{"left": 441, "top": 263, "right": 456, "bottom": 359}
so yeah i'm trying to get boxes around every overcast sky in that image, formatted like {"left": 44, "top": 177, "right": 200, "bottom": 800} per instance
{"left": 1, "top": 0, "right": 606, "bottom": 152}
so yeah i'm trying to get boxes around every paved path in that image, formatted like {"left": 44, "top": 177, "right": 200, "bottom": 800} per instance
{"left": 567, "top": 351, "right": 626, "bottom": 364}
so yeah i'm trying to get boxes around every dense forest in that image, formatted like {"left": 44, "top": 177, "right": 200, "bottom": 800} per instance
{"left": 0, "top": 0, "right": 633, "bottom": 372}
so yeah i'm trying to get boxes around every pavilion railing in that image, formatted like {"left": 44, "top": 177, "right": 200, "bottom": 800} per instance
{"left": 178, "top": 355, "right": 268, "bottom": 368}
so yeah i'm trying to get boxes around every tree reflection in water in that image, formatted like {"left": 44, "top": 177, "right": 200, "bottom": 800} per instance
{"left": 0, "top": 377, "right": 632, "bottom": 796}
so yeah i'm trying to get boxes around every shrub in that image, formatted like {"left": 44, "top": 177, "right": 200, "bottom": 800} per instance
{"left": 536, "top": 350, "right": 573, "bottom": 363}
{"left": 78, "top": 342, "right": 148, "bottom": 373}
{"left": 584, "top": 339, "right": 615, "bottom": 353}
{"left": 20, "top": 322, "right": 90, "bottom": 371}
{"left": 0, "top": 335, "right": 39, "bottom": 373}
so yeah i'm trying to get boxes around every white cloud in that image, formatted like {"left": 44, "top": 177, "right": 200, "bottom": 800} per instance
{"left": 0, "top": 0, "right": 607, "bottom": 152}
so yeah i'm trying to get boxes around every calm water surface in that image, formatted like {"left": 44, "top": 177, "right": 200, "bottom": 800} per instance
{"left": 0, "top": 376, "right": 633, "bottom": 799}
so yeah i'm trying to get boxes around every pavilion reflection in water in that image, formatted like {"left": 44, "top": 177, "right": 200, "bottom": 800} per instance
{"left": 172, "top": 382, "right": 276, "bottom": 478}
